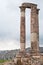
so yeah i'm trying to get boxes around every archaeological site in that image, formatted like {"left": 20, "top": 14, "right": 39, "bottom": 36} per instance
{"left": 3, "top": 2, "right": 43, "bottom": 65}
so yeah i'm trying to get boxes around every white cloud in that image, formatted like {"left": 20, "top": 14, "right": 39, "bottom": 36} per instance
{"left": 0, "top": 39, "right": 31, "bottom": 50}
{"left": 0, "top": 40, "right": 20, "bottom": 50}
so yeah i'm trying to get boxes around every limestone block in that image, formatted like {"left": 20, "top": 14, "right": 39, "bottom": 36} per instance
{"left": 31, "top": 33, "right": 38, "bottom": 42}
{"left": 20, "top": 43, "right": 25, "bottom": 51}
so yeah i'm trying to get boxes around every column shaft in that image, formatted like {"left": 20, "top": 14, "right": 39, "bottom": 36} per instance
{"left": 31, "top": 5, "right": 39, "bottom": 55}
{"left": 20, "top": 7, "right": 25, "bottom": 52}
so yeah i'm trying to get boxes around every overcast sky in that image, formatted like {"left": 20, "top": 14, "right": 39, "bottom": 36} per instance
{"left": 0, "top": 0, "right": 43, "bottom": 50}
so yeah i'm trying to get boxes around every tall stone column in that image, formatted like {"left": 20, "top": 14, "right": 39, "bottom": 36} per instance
{"left": 31, "top": 5, "right": 39, "bottom": 55}
{"left": 36, "top": 9, "right": 39, "bottom": 41}
{"left": 20, "top": 6, "right": 26, "bottom": 52}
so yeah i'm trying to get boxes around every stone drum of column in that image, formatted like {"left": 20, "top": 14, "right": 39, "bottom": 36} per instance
{"left": 20, "top": 6, "right": 26, "bottom": 52}
{"left": 31, "top": 5, "right": 39, "bottom": 55}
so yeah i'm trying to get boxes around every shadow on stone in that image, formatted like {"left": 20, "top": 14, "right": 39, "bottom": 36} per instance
{"left": 16, "top": 60, "right": 22, "bottom": 65}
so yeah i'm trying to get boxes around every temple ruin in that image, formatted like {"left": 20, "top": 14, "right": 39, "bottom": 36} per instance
{"left": 5, "top": 2, "right": 43, "bottom": 65}
{"left": 20, "top": 3, "right": 39, "bottom": 55}
{"left": 15, "top": 3, "right": 41, "bottom": 65}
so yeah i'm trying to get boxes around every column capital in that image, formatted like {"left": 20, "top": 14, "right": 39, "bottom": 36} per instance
{"left": 19, "top": 6, "right": 25, "bottom": 17}
{"left": 19, "top": 6, "right": 26, "bottom": 12}
{"left": 37, "top": 9, "right": 40, "bottom": 14}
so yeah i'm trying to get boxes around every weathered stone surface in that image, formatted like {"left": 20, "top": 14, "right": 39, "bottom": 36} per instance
{"left": 20, "top": 2, "right": 39, "bottom": 55}
{"left": 19, "top": 2, "right": 40, "bottom": 65}
{"left": 21, "top": 3, "right": 37, "bottom": 8}
{"left": 10, "top": 2, "right": 41, "bottom": 65}
{"left": 20, "top": 6, "right": 26, "bottom": 52}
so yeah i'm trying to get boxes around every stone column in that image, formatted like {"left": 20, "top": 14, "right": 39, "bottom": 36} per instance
{"left": 31, "top": 5, "right": 39, "bottom": 55}
{"left": 36, "top": 9, "right": 39, "bottom": 41}
{"left": 36, "top": 9, "right": 40, "bottom": 54}
{"left": 20, "top": 6, "right": 26, "bottom": 52}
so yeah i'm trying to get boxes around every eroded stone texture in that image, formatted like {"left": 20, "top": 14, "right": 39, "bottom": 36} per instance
{"left": 22, "top": 3, "right": 37, "bottom": 8}
{"left": 20, "top": 7, "right": 26, "bottom": 52}
{"left": 31, "top": 5, "right": 39, "bottom": 55}
{"left": 19, "top": 3, "right": 40, "bottom": 56}
{"left": 15, "top": 2, "right": 41, "bottom": 65}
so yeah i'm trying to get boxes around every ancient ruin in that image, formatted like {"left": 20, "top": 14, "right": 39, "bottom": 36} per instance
{"left": 4, "top": 3, "right": 43, "bottom": 65}
{"left": 20, "top": 3, "right": 39, "bottom": 55}
{"left": 15, "top": 2, "right": 41, "bottom": 65}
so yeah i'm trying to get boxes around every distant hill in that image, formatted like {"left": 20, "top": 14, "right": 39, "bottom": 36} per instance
{"left": 0, "top": 47, "right": 43, "bottom": 60}
{"left": 0, "top": 49, "right": 19, "bottom": 60}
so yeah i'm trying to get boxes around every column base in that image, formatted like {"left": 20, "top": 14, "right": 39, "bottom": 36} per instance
{"left": 13, "top": 50, "right": 41, "bottom": 65}
{"left": 16, "top": 50, "right": 29, "bottom": 58}
{"left": 30, "top": 49, "right": 40, "bottom": 56}
{"left": 31, "top": 55, "right": 41, "bottom": 65}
